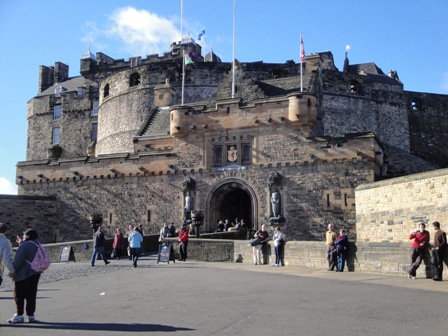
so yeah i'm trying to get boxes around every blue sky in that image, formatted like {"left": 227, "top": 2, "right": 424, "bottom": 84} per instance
{"left": 0, "top": 0, "right": 447, "bottom": 194}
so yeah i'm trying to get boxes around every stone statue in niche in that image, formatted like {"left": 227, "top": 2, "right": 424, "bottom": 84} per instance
{"left": 185, "top": 192, "right": 193, "bottom": 220}
{"left": 271, "top": 189, "right": 281, "bottom": 218}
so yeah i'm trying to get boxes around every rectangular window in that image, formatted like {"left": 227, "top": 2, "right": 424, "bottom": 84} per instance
{"left": 77, "top": 87, "right": 84, "bottom": 96}
{"left": 91, "top": 123, "right": 98, "bottom": 141}
{"left": 147, "top": 210, "right": 151, "bottom": 222}
{"left": 54, "top": 105, "right": 62, "bottom": 120}
{"left": 241, "top": 144, "right": 251, "bottom": 165}
{"left": 213, "top": 145, "right": 223, "bottom": 167}
{"left": 91, "top": 101, "right": 99, "bottom": 117}
{"left": 52, "top": 127, "right": 61, "bottom": 144}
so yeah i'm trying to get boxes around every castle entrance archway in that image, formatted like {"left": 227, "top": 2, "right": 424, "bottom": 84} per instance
{"left": 206, "top": 179, "right": 258, "bottom": 231}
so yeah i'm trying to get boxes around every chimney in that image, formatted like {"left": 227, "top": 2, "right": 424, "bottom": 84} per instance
{"left": 38, "top": 65, "right": 54, "bottom": 94}
{"left": 54, "top": 62, "right": 69, "bottom": 84}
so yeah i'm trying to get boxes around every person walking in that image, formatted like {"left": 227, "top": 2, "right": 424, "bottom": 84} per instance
{"left": 128, "top": 225, "right": 143, "bottom": 267}
{"left": 112, "top": 228, "right": 124, "bottom": 260}
{"left": 0, "top": 223, "right": 15, "bottom": 288}
{"left": 334, "top": 229, "right": 349, "bottom": 272}
{"left": 272, "top": 226, "right": 286, "bottom": 267}
{"left": 430, "top": 221, "right": 446, "bottom": 281}
{"left": 407, "top": 223, "right": 430, "bottom": 279}
{"left": 326, "top": 224, "right": 337, "bottom": 271}
{"left": 90, "top": 226, "right": 110, "bottom": 267}
{"left": 178, "top": 225, "right": 189, "bottom": 261}
{"left": 7, "top": 229, "right": 42, "bottom": 324}
{"left": 252, "top": 224, "right": 270, "bottom": 265}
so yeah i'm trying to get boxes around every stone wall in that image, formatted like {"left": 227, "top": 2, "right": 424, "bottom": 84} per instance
{"left": 355, "top": 168, "right": 448, "bottom": 243}
{"left": 37, "top": 237, "right": 447, "bottom": 278}
{"left": 406, "top": 91, "right": 448, "bottom": 168}
{"left": 0, "top": 195, "right": 92, "bottom": 244}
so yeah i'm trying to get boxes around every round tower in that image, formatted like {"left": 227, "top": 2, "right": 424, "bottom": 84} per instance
{"left": 96, "top": 67, "right": 152, "bottom": 155}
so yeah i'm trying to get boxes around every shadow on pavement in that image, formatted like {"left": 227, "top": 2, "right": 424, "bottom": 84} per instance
{"left": 3, "top": 321, "right": 195, "bottom": 332}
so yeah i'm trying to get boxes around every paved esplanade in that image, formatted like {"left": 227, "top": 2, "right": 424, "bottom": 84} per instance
{"left": 1, "top": 254, "right": 447, "bottom": 336}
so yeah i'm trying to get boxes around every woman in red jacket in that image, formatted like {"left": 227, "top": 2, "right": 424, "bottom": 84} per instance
{"left": 407, "top": 223, "right": 430, "bottom": 279}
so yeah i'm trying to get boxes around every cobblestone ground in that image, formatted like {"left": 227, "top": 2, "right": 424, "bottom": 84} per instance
{"left": 0, "top": 253, "right": 158, "bottom": 292}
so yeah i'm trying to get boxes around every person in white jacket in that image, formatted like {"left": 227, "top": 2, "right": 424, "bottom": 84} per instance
{"left": 0, "top": 222, "right": 15, "bottom": 287}
{"left": 272, "top": 226, "right": 286, "bottom": 267}
{"left": 128, "top": 226, "right": 143, "bottom": 268}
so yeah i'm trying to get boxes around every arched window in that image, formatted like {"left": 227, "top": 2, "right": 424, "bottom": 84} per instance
{"left": 130, "top": 73, "right": 141, "bottom": 87}
{"left": 104, "top": 84, "right": 110, "bottom": 98}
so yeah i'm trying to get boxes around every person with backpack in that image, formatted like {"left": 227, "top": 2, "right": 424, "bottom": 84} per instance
{"left": 7, "top": 229, "right": 45, "bottom": 324}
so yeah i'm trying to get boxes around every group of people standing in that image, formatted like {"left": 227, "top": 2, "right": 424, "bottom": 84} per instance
{"left": 251, "top": 225, "right": 286, "bottom": 266}
{"left": 91, "top": 224, "right": 144, "bottom": 268}
{"left": 158, "top": 222, "right": 190, "bottom": 261}
{"left": 407, "top": 221, "right": 446, "bottom": 281}
{"left": 0, "top": 223, "right": 43, "bottom": 324}
{"left": 215, "top": 218, "right": 247, "bottom": 232}
{"left": 325, "top": 224, "right": 349, "bottom": 272}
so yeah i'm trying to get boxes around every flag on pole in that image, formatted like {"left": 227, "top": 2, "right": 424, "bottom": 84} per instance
{"left": 185, "top": 54, "right": 194, "bottom": 65}
{"left": 197, "top": 28, "right": 206, "bottom": 41}
{"left": 300, "top": 34, "right": 306, "bottom": 63}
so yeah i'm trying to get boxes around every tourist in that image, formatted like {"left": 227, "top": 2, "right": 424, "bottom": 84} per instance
{"left": 159, "top": 223, "right": 171, "bottom": 243}
{"left": 188, "top": 224, "right": 196, "bottom": 237}
{"left": 326, "top": 224, "right": 337, "bottom": 271}
{"left": 238, "top": 219, "right": 247, "bottom": 230}
{"left": 215, "top": 220, "right": 225, "bottom": 232}
{"left": 407, "top": 223, "right": 430, "bottom": 279}
{"left": 7, "top": 229, "right": 41, "bottom": 324}
{"left": 430, "top": 221, "right": 446, "bottom": 281}
{"left": 224, "top": 219, "right": 233, "bottom": 232}
{"left": 0, "top": 223, "right": 15, "bottom": 288}
{"left": 16, "top": 234, "right": 23, "bottom": 246}
{"left": 178, "top": 225, "right": 189, "bottom": 261}
{"left": 90, "top": 226, "right": 110, "bottom": 267}
{"left": 168, "top": 222, "right": 176, "bottom": 237}
{"left": 112, "top": 228, "right": 124, "bottom": 260}
{"left": 272, "top": 226, "right": 286, "bottom": 267}
{"left": 128, "top": 225, "right": 143, "bottom": 267}
{"left": 252, "top": 224, "right": 270, "bottom": 265}
{"left": 334, "top": 229, "right": 349, "bottom": 272}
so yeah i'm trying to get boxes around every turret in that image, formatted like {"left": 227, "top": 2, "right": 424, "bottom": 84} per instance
{"left": 287, "top": 92, "right": 317, "bottom": 124}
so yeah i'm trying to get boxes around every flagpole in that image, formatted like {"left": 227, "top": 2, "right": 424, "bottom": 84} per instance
{"left": 180, "top": 0, "right": 184, "bottom": 40}
{"left": 182, "top": 50, "right": 185, "bottom": 105}
{"left": 300, "top": 31, "right": 303, "bottom": 92}
{"left": 231, "top": 0, "right": 236, "bottom": 98}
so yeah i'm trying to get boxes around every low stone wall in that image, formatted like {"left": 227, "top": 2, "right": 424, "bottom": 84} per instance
{"left": 37, "top": 237, "right": 446, "bottom": 279}
{"left": 32, "top": 235, "right": 160, "bottom": 263}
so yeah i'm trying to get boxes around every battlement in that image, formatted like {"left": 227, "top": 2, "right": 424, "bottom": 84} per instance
{"left": 80, "top": 41, "right": 203, "bottom": 80}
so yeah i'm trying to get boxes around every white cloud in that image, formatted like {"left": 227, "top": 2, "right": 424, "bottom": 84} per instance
{"left": 0, "top": 177, "right": 17, "bottom": 195}
{"left": 82, "top": 7, "right": 181, "bottom": 57}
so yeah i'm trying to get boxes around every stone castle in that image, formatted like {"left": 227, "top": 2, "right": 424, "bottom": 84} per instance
{"left": 5, "top": 36, "right": 448, "bottom": 243}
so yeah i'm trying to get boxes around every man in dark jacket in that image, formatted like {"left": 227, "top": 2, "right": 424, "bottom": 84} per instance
{"left": 334, "top": 229, "right": 349, "bottom": 272}
{"left": 431, "top": 221, "right": 446, "bottom": 281}
{"left": 90, "top": 226, "right": 110, "bottom": 267}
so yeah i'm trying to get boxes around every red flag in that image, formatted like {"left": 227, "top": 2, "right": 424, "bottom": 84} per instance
{"left": 300, "top": 34, "right": 306, "bottom": 63}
